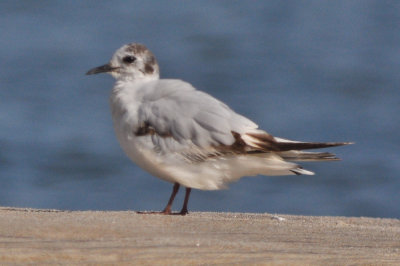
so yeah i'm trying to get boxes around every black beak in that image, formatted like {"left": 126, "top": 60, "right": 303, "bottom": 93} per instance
{"left": 86, "top": 63, "right": 117, "bottom": 75}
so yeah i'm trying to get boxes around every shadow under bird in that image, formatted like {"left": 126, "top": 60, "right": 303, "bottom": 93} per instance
{"left": 86, "top": 43, "right": 352, "bottom": 215}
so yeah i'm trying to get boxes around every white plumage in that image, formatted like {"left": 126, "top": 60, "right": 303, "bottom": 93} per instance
{"left": 87, "top": 43, "right": 351, "bottom": 215}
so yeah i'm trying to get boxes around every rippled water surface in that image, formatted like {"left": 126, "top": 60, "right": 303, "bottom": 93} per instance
{"left": 1, "top": 1, "right": 399, "bottom": 217}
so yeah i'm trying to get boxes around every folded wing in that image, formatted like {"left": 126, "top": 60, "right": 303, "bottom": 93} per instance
{"left": 134, "top": 79, "right": 352, "bottom": 165}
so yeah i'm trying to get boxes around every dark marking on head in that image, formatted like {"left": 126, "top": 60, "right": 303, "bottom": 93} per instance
{"left": 144, "top": 63, "right": 154, "bottom": 74}
{"left": 125, "top": 43, "right": 159, "bottom": 76}
{"left": 144, "top": 54, "right": 157, "bottom": 74}
{"left": 126, "top": 43, "right": 149, "bottom": 54}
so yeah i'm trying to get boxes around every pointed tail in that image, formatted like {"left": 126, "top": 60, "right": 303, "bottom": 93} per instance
{"left": 244, "top": 132, "right": 353, "bottom": 152}
{"left": 278, "top": 150, "right": 342, "bottom": 161}
{"left": 273, "top": 137, "right": 353, "bottom": 151}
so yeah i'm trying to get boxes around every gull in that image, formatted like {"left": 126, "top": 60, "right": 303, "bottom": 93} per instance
{"left": 86, "top": 43, "right": 351, "bottom": 215}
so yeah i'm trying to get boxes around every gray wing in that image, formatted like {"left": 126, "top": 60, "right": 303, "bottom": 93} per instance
{"left": 135, "top": 79, "right": 258, "bottom": 154}
{"left": 133, "top": 79, "right": 351, "bottom": 163}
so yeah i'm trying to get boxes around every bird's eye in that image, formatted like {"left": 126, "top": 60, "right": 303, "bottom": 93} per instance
{"left": 122, "top": 56, "right": 136, "bottom": 64}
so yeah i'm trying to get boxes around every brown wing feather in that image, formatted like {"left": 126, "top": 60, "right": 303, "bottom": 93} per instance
{"left": 245, "top": 132, "right": 352, "bottom": 152}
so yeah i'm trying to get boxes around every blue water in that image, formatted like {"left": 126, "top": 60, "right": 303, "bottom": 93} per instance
{"left": 1, "top": 1, "right": 399, "bottom": 218}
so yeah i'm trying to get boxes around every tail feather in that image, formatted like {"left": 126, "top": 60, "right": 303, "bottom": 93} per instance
{"left": 235, "top": 130, "right": 352, "bottom": 177}
{"left": 278, "top": 150, "right": 341, "bottom": 161}
{"left": 274, "top": 137, "right": 353, "bottom": 151}
{"left": 291, "top": 167, "right": 315, "bottom": 175}
{"left": 244, "top": 132, "right": 353, "bottom": 152}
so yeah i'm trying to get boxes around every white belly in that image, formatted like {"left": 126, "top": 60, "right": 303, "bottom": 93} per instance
{"left": 115, "top": 127, "right": 179, "bottom": 184}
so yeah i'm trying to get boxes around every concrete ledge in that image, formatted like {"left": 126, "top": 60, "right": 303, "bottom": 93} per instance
{"left": 0, "top": 207, "right": 399, "bottom": 265}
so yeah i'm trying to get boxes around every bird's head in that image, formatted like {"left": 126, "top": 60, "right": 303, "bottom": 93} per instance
{"left": 86, "top": 43, "right": 160, "bottom": 81}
